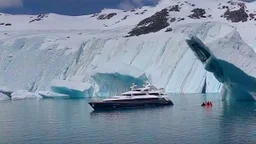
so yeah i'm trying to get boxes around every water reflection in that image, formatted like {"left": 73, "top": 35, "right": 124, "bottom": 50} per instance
{"left": 90, "top": 105, "right": 173, "bottom": 118}
{"left": 219, "top": 100, "right": 256, "bottom": 143}
{"left": 1, "top": 94, "right": 256, "bottom": 144}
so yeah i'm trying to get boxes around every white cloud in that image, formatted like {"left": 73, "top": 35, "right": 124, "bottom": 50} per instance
{"left": 118, "top": 0, "right": 136, "bottom": 10}
{"left": 118, "top": 0, "right": 161, "bottom": 10}
{"left": 0, "top": 0, "right": 23, "bottom": 9}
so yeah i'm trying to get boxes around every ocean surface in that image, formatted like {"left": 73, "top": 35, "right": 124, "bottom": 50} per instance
{"left": 0, "top": 94, "right": 256, "bottom": 144}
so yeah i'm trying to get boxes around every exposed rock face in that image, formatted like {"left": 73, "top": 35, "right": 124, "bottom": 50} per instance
{"left": 122, "top": 15, "right": 129, "bottom": 20}
{"left": 165, "top": 28, "right": 173, "bottom": 32}
{"left": 126, "top": 8, "right": 169, "bottom": 37}
{"left": 170, "top": 18, "right": 176, "bottom": 22}
{"left": 249, "top": 13, "right": 256, "bottom": 20}
{"left": 188, "top": 8, "right": 207, "bottom": 19}
{"left": 29, "top": 14, "right": 46, "bottom": 23}
{"left": 177, "top": 17, "right": 185, "bottom": 22}
{"left": 97, "top": 13, "right": 117, "bottom": 20}
{"left": 223, "top": 7, "right": 248, "bottom": 22}
{"left": 169, "top": 5, "right": 181, "bottom": 12}
{"left": 105, "top": 13, "right": 117, "bottom": 19}
{"left": 98, "top": 14, "right": 105, "bottom": 20}
{"left": 5, "top": 23, "right": 11, "bottom": 26}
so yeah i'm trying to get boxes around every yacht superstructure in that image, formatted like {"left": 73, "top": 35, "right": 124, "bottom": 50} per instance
{"left": 89, "top": 81, "right": 173, "bottom": 110}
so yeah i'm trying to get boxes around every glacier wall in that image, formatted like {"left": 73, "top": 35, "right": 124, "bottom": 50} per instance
{"left": 92, "top": 73, "right": 147, "bottom": 97}
{"left": 0, "top": 22, "right": 255, "bottom": 97}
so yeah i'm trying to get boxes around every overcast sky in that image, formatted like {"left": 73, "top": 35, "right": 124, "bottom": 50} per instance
{"left": 0, "top": 0, "right": 160, "bottom": 16}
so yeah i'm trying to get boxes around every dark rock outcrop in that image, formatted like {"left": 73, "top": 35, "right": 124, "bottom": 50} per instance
{"left": 188, "top": 8, "right": 207, "bottom": 19}
{"left": 122, "top": 15, "right": 129, "bottom": 20}
{"left": 5, "top": 23, "right": 11, "bottom": 26}
{"left": 170, "top": 18, "right": 176, "bottom": 22}
{"left": 222, "top": 5, "right": 229, "bottom": 9}
{"left": 249, "top": 13, "right": 256, "bottom": 20}
{"left": 106, "top": 13, "right": 117, "bottom": 19}
{"left": 165, "top": 28, "right": 173, "bottom": 32}
{"left": 223, "top": 7, "right": 248, "bottom": 22}
{"left": 29, "top": 14, "right": 46, "bottom": 23}
{"left": 177, "top": 17, "right": 185, "bottom": 22}
{"left": 29, "top": 18, "right": 41, "bottom": 23}
{"left": 38, "top": 14, "right": 45, "bottom": 19}
{"left": 97, "top": 13, "right": 117, "bottom": 20}
{"left": 126, "top": 8, "right": 170, "bottom": 37}
{"left": 169, "top": 5, "right": 181, "bottom": 12}
{"left": 97, "top": 14, "right": 106, "bottom": 20}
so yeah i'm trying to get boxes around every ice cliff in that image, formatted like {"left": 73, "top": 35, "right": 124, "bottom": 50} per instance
{"left": 1, "top": 0, "right": 256, "bottom": 98}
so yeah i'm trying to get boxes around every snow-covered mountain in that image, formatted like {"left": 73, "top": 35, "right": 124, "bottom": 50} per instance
{"left": 1, "top": 0, "right": 256, "bottom": 98}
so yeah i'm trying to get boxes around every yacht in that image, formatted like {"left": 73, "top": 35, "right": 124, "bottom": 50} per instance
{"left": 88, "top": 81, "right": 173, "bottom": 110}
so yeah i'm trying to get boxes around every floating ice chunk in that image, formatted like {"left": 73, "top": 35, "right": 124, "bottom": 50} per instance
{"left": 37, "top": 91, "right": 70, "bottom": 99}
{"left": 0, "top": 93, "right": 10, "bottom": 100}
{"left": 11, "top": 90, "right": 42, "bottom": 100}
{"left": 50, "top": 80, "right": 94, "bottom": 98}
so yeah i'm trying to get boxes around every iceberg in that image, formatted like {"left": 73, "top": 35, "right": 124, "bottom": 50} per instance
{"left": 186, "top": 35, "right": 256, "bottom": 101}
{"left": 0, "top": 93, "right": 10, "bottom": 101}
{"left": 37, "top": 91, "right": 70, "bottom": 99}
{"left": 91, "top": 61, "right": 148, "bottom": 96}
{"left": 11, "top": 90, "right": 42, "bottom": 100}
{"left": 50, "top": 80, "right": 94, "bottom": 98}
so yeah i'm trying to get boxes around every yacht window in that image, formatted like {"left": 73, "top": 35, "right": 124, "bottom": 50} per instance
{"left": 121, "top": 94, "right": 131, "bottom": 96}
{"left": 149, "top": 93, "right": 160, "bottom": 96}
{"left": 133, "top": 93, "right": 147, "bottom": 96}
{"left": 136, "top": 98, "right": 158, "bottom": 101}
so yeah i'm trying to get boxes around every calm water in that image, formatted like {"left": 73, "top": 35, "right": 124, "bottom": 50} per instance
{"left": 0, "top": 94, "right": 256, "bottom": 144}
